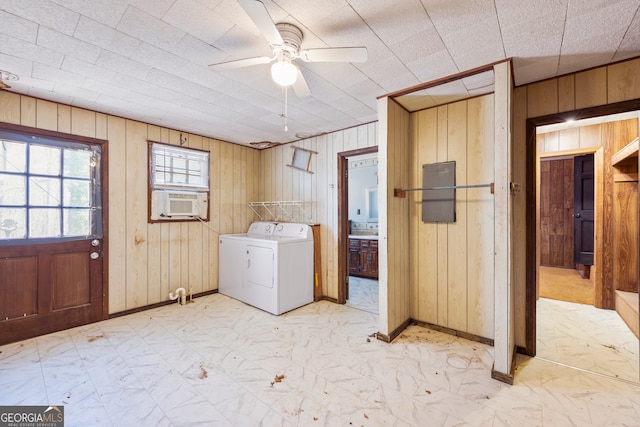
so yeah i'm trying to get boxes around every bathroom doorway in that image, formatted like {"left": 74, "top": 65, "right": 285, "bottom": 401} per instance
{"left": 337, "top": 146, "right": 378, "bottom": 310}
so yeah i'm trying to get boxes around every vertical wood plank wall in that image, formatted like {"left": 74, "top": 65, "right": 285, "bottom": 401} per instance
{"left": 408, "top": 94, "right": 496, "bottom": 339}
{"left": 378, "top": 98, "right": 411, "bottom": 336}
{"left": 513, "top": 57, "right": 640, "bottom": 347}
{"left": 259, "top": 123, "right": 378, "bottom": 300}
{"left": 0, "top": 91, "right": 260, "bottom": 314}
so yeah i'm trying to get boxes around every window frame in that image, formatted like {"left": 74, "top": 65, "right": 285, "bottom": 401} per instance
{"left": 148, "top": 141, "right": 210, "bottom": 223}
{"left": 0, "top": 122, "right": 106, "bottom": 246}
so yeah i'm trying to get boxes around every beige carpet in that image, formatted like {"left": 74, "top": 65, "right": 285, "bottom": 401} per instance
{"left": 539, "top": 265, "right": 594, "bottom": 305}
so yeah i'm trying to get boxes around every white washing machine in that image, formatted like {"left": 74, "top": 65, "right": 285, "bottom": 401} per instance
{"left": 218, "top": 222, "right": 314, "bottom": 315}
{"left": 218, "top": 222, "right": 277, "bottom": 301}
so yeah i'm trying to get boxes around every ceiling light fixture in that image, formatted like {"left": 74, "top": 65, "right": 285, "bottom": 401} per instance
{"left": 271, "top": 53, "right": 297, "bottom": 86}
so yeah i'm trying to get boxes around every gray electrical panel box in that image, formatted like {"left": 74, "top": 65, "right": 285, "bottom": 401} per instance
{"left": 422, "top": 161, "right": 456, "bottom": 222}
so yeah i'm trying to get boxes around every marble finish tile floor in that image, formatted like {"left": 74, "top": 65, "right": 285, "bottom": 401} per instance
{"left": 1, "top": 294, "right": 639, "bottom": 426}
{"left": 346, "top": 276, "right": 379, "bottom": 315}
{"left": 537, "top": 297, "right": 639, "bottom": 383}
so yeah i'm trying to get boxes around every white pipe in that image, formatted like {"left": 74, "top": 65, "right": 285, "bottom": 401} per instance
{"left": 169, "top": 287, "right": 187, "bottom": 305}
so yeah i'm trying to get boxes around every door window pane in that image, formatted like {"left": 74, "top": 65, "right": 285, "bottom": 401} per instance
{"left": 0, "top": 140, "right": 26, "bottom": 172}
{"left": 0, "top": 129, "right": 102, "bottom": 243}
{"left": 0, "top": 174, "right": 26, "bottom": 205}
{"left": 0, "top": 208, "right": 26, "bottom": 239}
{"left": 29, "top": 208, "right": 61, "bottom": 238}
{"left": 63, "top": 179, "right": 91, "bottom": 207}
{"left": 30, "top": 145, "right": 60, "bottom": 176}
{"left": 63, "top": 149, "right": 91, "bottom": 179}
{"left": 29, "top": 177, "right": 61, "bottom": 206}
{"left": 63, "top": 208, "right": 90, "bottom": 236}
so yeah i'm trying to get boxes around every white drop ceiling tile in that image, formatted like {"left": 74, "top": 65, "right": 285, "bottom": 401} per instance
{"left": 128, "top": 43, "right": 191, "bottom": 75}
{"left": 388, "top": 28, "right": 447, "bottom": 64}
{"left": 405, "top": 50, "right": 459, "bottom": 84}
{"left": 462, "top": 70, "right": 494, "bottom": 91}
{"left": 9, "top": 76, "right": 56, "bottom": 93}
{"left": 355, "top": 2, "right": 433, "bottom": 47}
{"left": 451, "top": 42, "right": 506, "bottom": 76}
{"left": 0, "top": 10, "right": 39, "bottom": 43}
{"left": 31, "top": 62, "right": 84, "bottom": 85}
{"left": 95, "top": 50, "right": 151, "bottom": 78}
{"left": 130, "top": 0, "right": 177, "bottom": 19}
{"left": 74, "top": 16, "right": 141, "bottom": 57}
{"left": 495, "top": 0, "right": 568, "bottom": 28}
{"left": 425, "top": 79, "right": 467, "bottom": 98}
{"left": 207, "top": 23, "right": 273, "bottom": 62}
{"left": 395, "top": 92, "right": 437, "bottom": 112}
{"left": 52, "top": 82, "right": 100, "bottom": 103}
{"left": 170, "top": 34, "right": 227, "bottom": 67}
{"left": 0, "top": 0, "right": 80, "bottom": 36}
{"left": 162, "top": 0, "right": 234, "bottom": 44}
{"left": 0, "top": 54, "right": 32, "bottom": 79}
{"left": 116, "top": 6, "right": 187, "bottom": 50}
{"left": 614, "top": 10, "right": 640, "bottom": 60}
{"left": 27, "top": 86, "right": 74, "bottom": 104}
{"left": 424, "top": 0, "right": 497, "bottom": 35}
{"left": 512, "top": 56, "right": 560, "bottom": 86}
{"left": 50, "top": 0, "right": 129, "bottom": 27}
{"left": 271, "top": 0, "right": 346, "bottom": 27}
{"left": 0, "top": 33, "right": 65, "bottom": 68}
{"left": 36, "top": 27, "right": 103, "bottom": 64}
{"left": 60, "top": 57, "right": 116, "bottom": 84}
{"left": 309, "top": 4, "right": 372, "bottom": 47}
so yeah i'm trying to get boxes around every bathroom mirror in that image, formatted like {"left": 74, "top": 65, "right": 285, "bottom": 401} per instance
{"left": 366, "top": 187, "right": 378, "bottom": 222}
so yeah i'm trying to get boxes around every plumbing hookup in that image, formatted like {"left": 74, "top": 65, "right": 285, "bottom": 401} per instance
{"left": 169, "top": 287, "right": 193, "bottom": 305}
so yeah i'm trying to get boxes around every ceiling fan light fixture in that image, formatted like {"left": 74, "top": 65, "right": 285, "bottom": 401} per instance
{"left": 271, "top": 60, "right": 297, "bottom": 86}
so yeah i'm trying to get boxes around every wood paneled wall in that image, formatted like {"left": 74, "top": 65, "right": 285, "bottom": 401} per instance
{"left": 259, "top": 123, "right": 378, "bottom": 300}
{"left": 513, "top": 56, "right": 640, "bottom": 348}
{"left": 379, "top": 98, "right": 411, "bottom": 336}
{"left": 0, "top": 91, "right": 260, "bottom": 314}
{"left": 408, "top": 94, "right": 495, "bottom": 339}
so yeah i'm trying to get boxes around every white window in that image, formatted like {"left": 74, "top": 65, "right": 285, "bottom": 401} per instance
{"left": 150, "top": 142, "right": 209, "bottom": 191}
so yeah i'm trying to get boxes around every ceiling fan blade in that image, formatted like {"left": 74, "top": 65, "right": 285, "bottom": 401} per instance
{"left": 299, "top": 47, "right": 368, "bottom": 63}
{"left": 238, "top": 0, "right": 284, "bottom": 46}
{"left": 292, "top": 69, "right": 311, "bottom": 98}
{"left": 209, "top": 56, "right": 272, "bottom": 71}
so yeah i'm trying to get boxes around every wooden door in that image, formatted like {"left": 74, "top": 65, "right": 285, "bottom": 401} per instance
{"left": 539, "top": 158, "right": 574, "bottom": 267}
{"left": 0, "top": 125, "right": 106, "bottom": 345}
{"left": 574, "top": 154, "right": 595, "bottom": 265}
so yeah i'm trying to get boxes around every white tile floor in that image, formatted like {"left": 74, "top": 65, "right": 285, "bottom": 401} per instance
{"left": 346, "top": 276, "right": 379, "bottom": 315}
{"left": 537, "top": 297, "right": 639, "bottom": 383}
{"left": 1, "top": 294, "right": 639, "bottom": 426}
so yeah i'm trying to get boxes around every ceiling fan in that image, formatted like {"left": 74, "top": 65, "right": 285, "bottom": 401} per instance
{"left": 208, "top": 0, "right": 368, "bottom": 98}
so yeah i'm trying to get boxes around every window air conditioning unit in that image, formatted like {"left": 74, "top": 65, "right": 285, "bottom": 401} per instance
{"left": 151, "top": 190, "right": 208, "bottom": 220}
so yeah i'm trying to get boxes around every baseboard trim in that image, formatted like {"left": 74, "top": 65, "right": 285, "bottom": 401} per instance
{"left": 109, "top": 289, "right": 218, "bottom": 319}
{"left": 412, "top": 320, "right": 495, "bottom": 346}
{"left": 491, "top": 346, "right": 517, "bottom": 385}
{"left": 375, "top": 317, "right": 412, "bottom": 343}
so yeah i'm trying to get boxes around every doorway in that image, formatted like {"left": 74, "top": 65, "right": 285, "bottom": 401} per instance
{"left": 528, "top": 110, "right": 640, "bottom": 383}
{"left": 0, "top": 124, "right": 108, "bottom": 346}
{"left": 337, "top": 146, "right": 378, "bottom": 309}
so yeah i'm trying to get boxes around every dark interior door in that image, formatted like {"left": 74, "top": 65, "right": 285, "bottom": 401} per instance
{"left": 574, "top": 154, "right": 595, "bottom": 265}
{"left": 0, "top": 126, "right": 106, "bottom": 345}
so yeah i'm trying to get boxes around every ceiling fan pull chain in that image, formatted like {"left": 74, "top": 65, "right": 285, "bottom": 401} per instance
{"left": 283, "top": 85, "right": 288, "bottom": 132}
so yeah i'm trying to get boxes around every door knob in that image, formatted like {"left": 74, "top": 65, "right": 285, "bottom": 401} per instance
{"left": 90, "top": 252, "right": 100, "bottom": 259}
{"left": 573, "top": 213, "right": 581, "bottom": 218}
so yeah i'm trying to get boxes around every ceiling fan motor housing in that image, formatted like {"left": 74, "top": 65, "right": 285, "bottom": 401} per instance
{"left": 275, "top": 23, "right": 303, "bottom": 56}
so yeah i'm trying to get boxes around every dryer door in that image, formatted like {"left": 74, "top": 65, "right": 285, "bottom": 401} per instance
{"left": 246, "top": 244, "right": 274, "bottom": 288}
